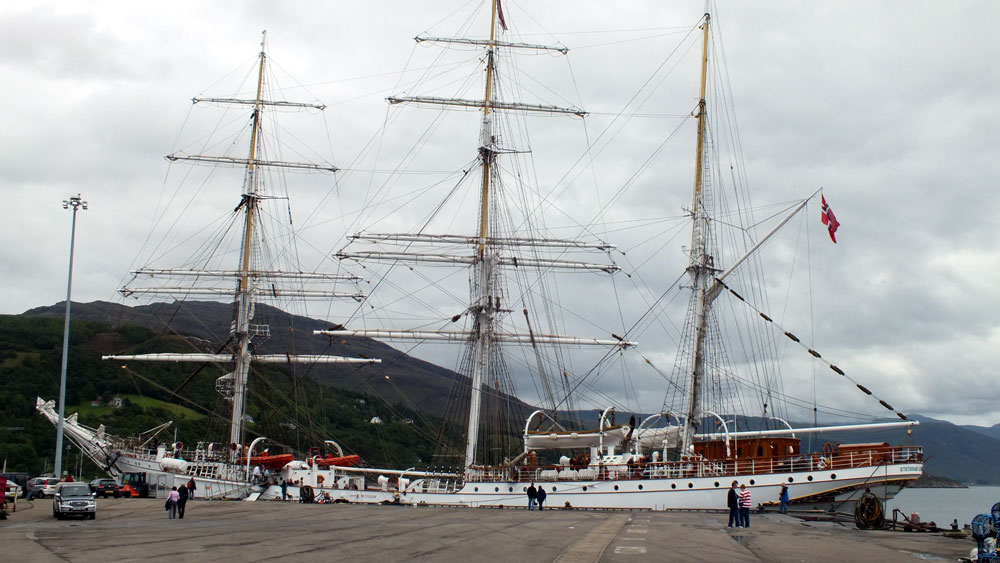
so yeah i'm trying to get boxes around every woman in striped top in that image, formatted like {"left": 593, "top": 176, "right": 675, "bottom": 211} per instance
{"left": 738, "top": 484, "right": 752, "bottom": 528}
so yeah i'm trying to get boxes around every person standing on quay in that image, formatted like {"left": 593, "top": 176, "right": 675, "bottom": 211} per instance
{"left": 166, "top": 486, "right": 180, "bottom": 519}
{"left": 526, "top": 482, "right": 537, "bottom": 510}
{"left": 177, "top": 482, "right": 189, "bottom": 519}
{"left": 536, "top": 486, "right": 547, "bottom": 511}
{"left": 727, "top": 480, "right": 740, "bottom": 527}
{"left": 778, "top": 484, "right": 789, "bottom": 514}
{"left": 738, "top": 484, "right": 752, "bottom": 528}
{"left": 186, "top": 478, "right": 196, "bottom": 500}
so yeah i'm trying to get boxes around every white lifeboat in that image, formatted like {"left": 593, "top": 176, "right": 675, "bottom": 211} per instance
{"left": 159, "top": 457, "right": 189, "bottom": 473}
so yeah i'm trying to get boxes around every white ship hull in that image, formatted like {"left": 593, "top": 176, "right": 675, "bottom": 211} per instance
{"left": 38, "top": 397, "right": 921, "bottom": 510}
{"left": 262, "top": 460, "right": 921, "bottom": 512}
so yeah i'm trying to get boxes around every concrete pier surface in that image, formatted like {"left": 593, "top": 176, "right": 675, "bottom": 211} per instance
{"left": 0, "top": 498, "right": 974, "bottom": 562}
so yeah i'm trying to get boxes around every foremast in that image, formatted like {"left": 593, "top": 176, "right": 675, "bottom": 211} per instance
{"left": 325, "top": 1, "right": 632, "bottom": 474}
{"left": 106, "top": 32, "right": 379, "bottom": 466}
{"left": 682, "top": 13, "right": 713, "bottom": 454}
{"left": 229, "top": 31, "right": 269, "bottom": 458}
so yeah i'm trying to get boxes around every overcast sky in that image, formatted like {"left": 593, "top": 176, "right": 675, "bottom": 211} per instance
{"left": 3, "top": 1, "right": 998, "bottom": 427}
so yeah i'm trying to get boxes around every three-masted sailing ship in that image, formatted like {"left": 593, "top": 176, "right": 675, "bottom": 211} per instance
{"left": 42, "top": 3, "right": 922, "bottom": 509}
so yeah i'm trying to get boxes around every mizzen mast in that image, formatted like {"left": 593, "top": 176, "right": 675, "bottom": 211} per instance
{"left": 682, "top": 13, "right": 713, "bottom": 454}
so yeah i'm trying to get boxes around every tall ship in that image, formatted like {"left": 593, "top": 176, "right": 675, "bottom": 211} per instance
{"left": 41, "top": 2, "right": 921, "bottom": 509}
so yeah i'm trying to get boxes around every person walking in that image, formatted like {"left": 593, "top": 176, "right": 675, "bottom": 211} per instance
{"left": 186, "top": 478, "right": 196, "bottom": 500}
{"left": 166, "top": 486, "right": 180, "bottom": 519}
{"left": 738, "top": 484, "right": 752, "bottom": 528}
{"left": 778, "top": 484, "right": 789, "bottom": 514}
{"left": 526, "top": 482, "right": 537, "bottom": 510}
{"left": 727, "top": 480, "right": 740, "bottom": 527}
{"left": 177, "top": 482, "right": 189, "bottom": 519}
{"left": 280, "top": 478, "right": 288, "bottom": 501}
{"left": 536, "top": 486, "right": 547, "bottom": 511}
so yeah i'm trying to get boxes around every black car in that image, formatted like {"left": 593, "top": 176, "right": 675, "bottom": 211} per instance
{"left": 88, "top": 478, "right": 120, "bottom": 498}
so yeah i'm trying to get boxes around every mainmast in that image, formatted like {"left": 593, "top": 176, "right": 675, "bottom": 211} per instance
{"left": 328, "top": 1, "right": 631, "bottom": 473}
{"left": 465, "top": 0, "right": 501, "bottom": 472}
{"left": 682, "top": 13, "right": 713, "bottom": 454}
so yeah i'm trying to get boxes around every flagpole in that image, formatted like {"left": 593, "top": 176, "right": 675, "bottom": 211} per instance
{"left": 54, "top": 194, "right": 87, "bottom": 479}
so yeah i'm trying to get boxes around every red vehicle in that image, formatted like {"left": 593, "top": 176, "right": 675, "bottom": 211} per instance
{"left": 119, "top": 473, "right": 149, "bottom": 498}
{"left": 119, "top": 484, "right": 141, "bottom": 498}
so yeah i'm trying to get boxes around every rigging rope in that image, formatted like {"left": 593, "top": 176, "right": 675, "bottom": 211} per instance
{"left": 714, "top": 278, "right": 909, "bottom": 421}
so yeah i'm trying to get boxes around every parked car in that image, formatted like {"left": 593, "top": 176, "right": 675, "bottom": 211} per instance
{"left": 52, "top": 483, "right": 96, "bottom": 520}
{"left": 26, "top": 477, "right": 61, "bottom": 499}
{"left": 2, "top": 477, "right": 19, "bottom": 516}
{"left": 89, "top": 478, "right": 121, "bottom": 498}
{"left": 1, "top": 472, "right": 29, "bottom": 497}
{"left": 4, "top": 480, "right": 22, "bottom": 503}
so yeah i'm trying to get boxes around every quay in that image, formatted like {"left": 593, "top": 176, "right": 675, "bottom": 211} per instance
{"left": 0, "top": 499, "right": 973, "bottom": 562}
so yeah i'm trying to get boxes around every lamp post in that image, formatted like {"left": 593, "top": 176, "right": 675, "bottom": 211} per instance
{"left": 54, "top": 194, "right": 87, "bottom": 479}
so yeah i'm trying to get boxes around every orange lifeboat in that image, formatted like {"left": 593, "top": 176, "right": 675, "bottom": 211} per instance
{"left": 240, "top": 453, "right": 295, "bottom": 470}
{"left": 314, "top": 454, "right": 361, "bottom": 468}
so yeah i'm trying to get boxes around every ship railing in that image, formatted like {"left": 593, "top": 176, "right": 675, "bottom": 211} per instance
{"left": 407, "top": 478, "right": 460, "bottom": 494}
{"left": 477, "top": 446, "right": 923, "bottom": 483}
{"left": 891, "top": 447, "right": 923, "bottom": 463}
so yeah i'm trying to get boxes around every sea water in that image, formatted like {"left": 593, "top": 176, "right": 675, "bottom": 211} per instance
{"left": 887, "top": 486, "right": 1000, "bottom": 528}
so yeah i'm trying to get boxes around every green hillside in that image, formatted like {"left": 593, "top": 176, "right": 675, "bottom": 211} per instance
{"left": 69, "top": 395, "right": 205, "bottom": 421}
{"left": 0, "top": 314, "right": 441, "bottom": 478}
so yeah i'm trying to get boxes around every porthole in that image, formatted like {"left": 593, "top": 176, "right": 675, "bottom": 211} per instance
{"left": 474, "top": 487, "right": 479, "bottom": 492}
{"left": 582, "top": 486, "right": 588, "bottom": 491}
{"left": 688, "top": 483, "right": 693, "bottom": 489}
{"left": 509, "top": 487, "right": 513, "bottom": 492}
{"left": 671, "top": 483, "right": 677, "bottom": 489}
{"left": 614, "top": 485, "right": 619, "bottom": 491}
{"left": 552, "top": 487, "right": 557, "bottom": 492}
{"left": 749, "top": 479, "right": 756, "bottom": 485}
{"left": 495, "top": 487, "right": 499, "bottom": 492}
{"left": 638, "top": 484, "right": 643, "bottom": 490}
{"left": 807, "top": 475, "right": 813, "bottom": 482}
{"left": 787, "top": 477, "right": 794, "bottom": 483}
{"left": 830, "top": 473, "right": 837, "bottom": 480}
{"left": 714, "top": 481, "right": 720, "bottom": 487}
